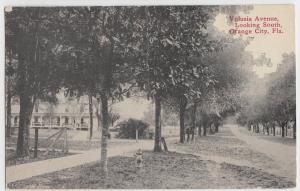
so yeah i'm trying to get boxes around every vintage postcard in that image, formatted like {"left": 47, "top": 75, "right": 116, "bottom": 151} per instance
{"left": 3, "top": 2, "right": 297, "bottom": 190}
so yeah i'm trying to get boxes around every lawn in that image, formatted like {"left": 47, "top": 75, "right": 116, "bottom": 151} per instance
{"left": 7, "top": 151, "right": 294, "bottom": 189}
{"left": 6, "top": 149, "right": 74, "bottom": 167}
{"left": 7, "top": 128, "right": 103, "bottom": 151}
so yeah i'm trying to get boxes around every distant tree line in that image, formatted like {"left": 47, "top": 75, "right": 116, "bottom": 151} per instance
{"left": 237, "top": 53, "right": 296, "bottom": 139}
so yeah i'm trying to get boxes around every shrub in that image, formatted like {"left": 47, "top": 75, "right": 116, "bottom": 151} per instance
{"left": 116, "top": 118, "right": 153, "bottom": 139}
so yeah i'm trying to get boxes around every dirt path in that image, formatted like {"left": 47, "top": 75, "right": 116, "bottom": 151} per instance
{"left": 6, "top": 139, "right": 153, "bottom": 184}
{"left": 228, "top": 124, "right": 296, "bottom": 183}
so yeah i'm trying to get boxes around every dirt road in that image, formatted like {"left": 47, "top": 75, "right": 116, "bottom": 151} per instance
{"left": 168, "top": 124, "right": 296, "bottom": 184}
{"left": 229, "top": 124, "right": 296, "bottom": 183}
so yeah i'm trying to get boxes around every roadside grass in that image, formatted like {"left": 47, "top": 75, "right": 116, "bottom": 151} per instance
{"left": 8, "top": 151, "right": 294, "bottom": 189}
{"left": 6, "top": 149, "right": 75, "bottom": 167}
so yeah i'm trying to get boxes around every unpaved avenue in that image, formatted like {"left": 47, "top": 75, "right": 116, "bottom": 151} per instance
{"left": 228, "top": 124, "right": 296, "bottom": 183}
{"left": 168, "top": 124, "right": 296, "bottom": 185}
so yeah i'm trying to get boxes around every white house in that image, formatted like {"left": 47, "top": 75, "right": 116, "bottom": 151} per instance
{"left": 11, "top": 94, "right": 99, "bottom": 131}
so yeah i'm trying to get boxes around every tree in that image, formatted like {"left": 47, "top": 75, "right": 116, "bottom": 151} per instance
{"left": 135, "top": 6, "right": 226, "bottom": 146}
{"left": 268, "top": 53, "right": 295, "bottom": 138}
{"left": 157, "top": 6, "right": 254, "bottom": 143}
{"left": 5, "top": 8, "right": 65, "bottom": 157}
{"left": 88, "top": 94, "right": 94, "bottom": 139}
{"left": 182, "top": 29, "right": 254, "bottom": 139}
{"left": 238, "top": 52, "right": 295, "bottom": 139}
{"left": 60, "top": 7, "right": 145, "bottom": 179}
{"left": 5, "top": 49, "right": 17, "bottom": 138}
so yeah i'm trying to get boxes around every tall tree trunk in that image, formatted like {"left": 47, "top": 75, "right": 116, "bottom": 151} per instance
{"left": 16, "top": 52, "right": 36, "bottom": 157}
{"left": 191, "top": 128, "right": 195, "bottom": 141}
{"left": 88, "top": 93, "right": 93, "bottom": 140}
{"left": 191, "top": 102, "right": 197, "bottom": 141}
{"left": 179, "top": 96, "right": 187, "bottom": 143}
{"left": 273, "top": 125, "right": 275, "bottom": 136}
{"left": 16, "top": 94, "right": 34, "bottom": 157}
{"left": 215, "top": 124, "right": 219, "bottom": 133}
{"left": 203, "top": 122, "right": 207, "bottom": 136}
{"left": 209, "top": 123, "right": 213, "bottom": 134}
{"left": 247, "top": 123, "right": 251, "bottom": 131}
{"left": 98, "top": 22, "right": 115, "bottom": 179}
{"left": 198, "top": 125, "right": 201, "bottom": 136}
{"left": 100, "top": 93, "right": 109, "bottom": 177}
{"left": 154, "top": 94, "right": 162, "bottom": 152}
{"left": 95, "top": 98, "right": 101, "bottom": 133}
{"left": 281, "top": 124, "right": 285, "bottom": 138}
{"left": 293, "top": 121, "right": 296, "bottom": 139}
{"left": 6, "top": 77, "right": 12, "bottom": 137}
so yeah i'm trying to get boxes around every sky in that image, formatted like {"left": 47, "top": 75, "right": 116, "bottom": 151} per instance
{"left": 113, "top": 98, "right": 152, "bottom": 121}
{"left": 213, "top": 5, "right": 295, "bottom": 77}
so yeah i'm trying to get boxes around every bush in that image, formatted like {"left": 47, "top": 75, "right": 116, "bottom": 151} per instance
{"left": 116, "top": 118, "right": 153, "bottom": 139}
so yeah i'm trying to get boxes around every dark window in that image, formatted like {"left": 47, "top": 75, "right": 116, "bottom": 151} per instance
{"left": 81, "top": 118, "right": 84, "bottom": 124}
{"left": 65, "top": 108, "right": 69, "bottom": 112}
{"left": 34, "top": 116, "right": 39, "bottom": 123}
{"left": 57, "top": 117, "right": 60, "bottom": 125}
{"left": 65, "top": 117, "right": 69, "bottom": 124}
{"left": 14, "top": 116, "right": 18, "bottom": 124}
{"left": 35, "top": 106, "right": 38, "bottom": 112}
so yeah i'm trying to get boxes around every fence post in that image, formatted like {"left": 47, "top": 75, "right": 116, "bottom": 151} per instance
{"left": 136, "top": 127, "right": 138, "bottom": 142}
{"left": 64, "top": 127, "right": 69, "bottom": 153}
{"left": 161, "top": 137, "right": 168, "bottom": 151}
{"left": 34, "top": 128, "right": 38, "bottom": 158}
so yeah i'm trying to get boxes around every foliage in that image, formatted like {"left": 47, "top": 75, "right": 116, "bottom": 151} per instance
{"left": 5, "top": 5, "right": 264, "bottom": 158}
{"left": 6, "top": 7, "right": 65, "bottom": 102}
{"left": 116, "top": 118, "right": 153, "bottom": 139}
{"left": 5, "top": 7, "right": 68, "bottom": 156}
{"left": 238, "top": 52, "right": 296, "bottom": 137}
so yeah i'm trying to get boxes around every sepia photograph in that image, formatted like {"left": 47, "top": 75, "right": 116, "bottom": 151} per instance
{"left": 3, "top": 3, "right": 296, "bottom": 189}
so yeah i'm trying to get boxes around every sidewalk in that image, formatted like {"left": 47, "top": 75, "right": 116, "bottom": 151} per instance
{"left": 6, "top": 140, "right": 153, "bottom": 183}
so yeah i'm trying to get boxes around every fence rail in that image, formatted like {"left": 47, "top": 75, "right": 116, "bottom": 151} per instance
{"left": 12, "top": 122, "right": 89, "bottom": 130}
